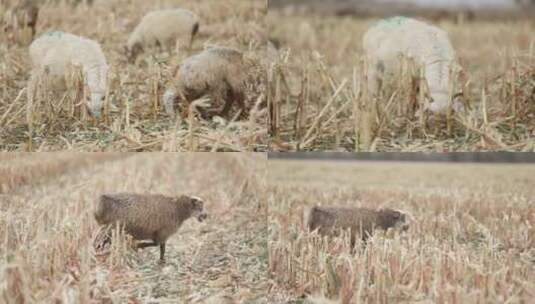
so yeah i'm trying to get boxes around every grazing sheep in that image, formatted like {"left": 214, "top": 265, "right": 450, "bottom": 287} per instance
{"left": 126, "top": 8, "right": 199, "bottom": 62}
{"left": 94, "top": 193, "right": 207, "bottom": 262}
{"left": 307, "top": 206, "right": 410, "bottom": 248}
{"left": 363, "top": 16, "right": 463, "bottom": 113}
{"left": 3, "top": 0, "right": 39, "bottom": 39}
{"left": 163, "top": 47, "right": 248, "bottom": 119}
{"left": 28, "top": 31, "right": 108, "bottom": 117}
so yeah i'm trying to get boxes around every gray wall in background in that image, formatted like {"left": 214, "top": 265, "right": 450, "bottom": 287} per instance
{"left": 269, "top": 0, "right": 529, "bottom": 9}
{"left": 268, "top": 0, "right": 535, "bottom": 17}
{"left": 268, "top": 153, "right": 535, "bottom": 163}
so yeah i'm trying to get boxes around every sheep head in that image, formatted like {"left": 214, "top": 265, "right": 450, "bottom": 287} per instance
{"left": 427, "top": 91, "right": 464, "bottom": 113}
{"left": 88, "top": 92, "right": 105, "bottom": 118}
{"left": 186, "top": 196, "right": 207, "bottom": 222}
{"left": 125, "top": 43, "right": 143, "bottom": 64}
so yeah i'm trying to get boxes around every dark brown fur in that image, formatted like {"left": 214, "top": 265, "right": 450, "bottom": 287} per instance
{"left": 125, "top": 43, "right": 143, "bottom": 64}
{"left": 307, "top": 206, "right": 409, "bottom": 248}
{"left": 167, "top": 47, "right": 248, "bottom": 119}
{"left": 191, "top": 22, "right": 199, "bottom": 46}
{"left": 94, "top": 193, "right": 207, "bottom": 262}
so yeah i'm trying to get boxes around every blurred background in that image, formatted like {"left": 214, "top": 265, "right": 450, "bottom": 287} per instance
{"left": 269, "top": 0, "right": 535, "bottom": 20}
{"left": 269, "top": 152, "right": 535, "bottom": 162}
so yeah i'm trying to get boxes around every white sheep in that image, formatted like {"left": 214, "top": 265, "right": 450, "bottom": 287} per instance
{"left": 363, "top": 16, "right": 463, "bottom": 113}
{"left": 163, "top": 47, "right": 248, "bottom": 119}
{"left": 28, "top": 31, "right": 108, "bottom": 117}
{"left": 126, "top": 8, "right": 200, "bottom": 62}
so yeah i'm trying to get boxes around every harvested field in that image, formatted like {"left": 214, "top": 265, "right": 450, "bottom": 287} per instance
{"left": 268, "top": 8, "right": 535, "bottom": 151}
{"left": 0, "top": 153, "right": 268, "bottom": 302}
{"left": 268, "top": 159, "right": 535, "bottom": 303}
{"left": 0, "top": 0, "right": 267, "bottom": 151}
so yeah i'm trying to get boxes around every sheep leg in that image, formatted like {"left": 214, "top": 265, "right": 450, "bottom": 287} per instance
{"left": 102, "top": 232, "right": 112, "bottom": 247}
{"left": 199, "top": 108, "right": 213, "bottom": 120}
{"left": 218, "top": 98, "right": 233, "bottom": 118}
{"left": 155, "top": 40, "right": 162, "bottom": 50}
{"left": 200, "top": 96, "right": 224, "bottom": 119}
{"left": 366, "top": 60, "right": 383, "bottom": 97}
{"left": 189, "top": 22, "right": 199, "bottom": 51}
{"left": 159, "top": 243, "right": 166, "bottom": 262}
{"left": 94, "top": 229, "right": 112, "bottom": 251}
{"left": 136, "top": 241, "right": 166, "bottom": 262}
{"left": 136, "top": 241, "right": 159, "bottom": 249}
{"left": 350, "top": 232, "right": 356, "bottom": 250}
{"left": 223, "top": 89, "right": 246, "bottom": 118}
{"left": 163, "top": 88, "right": 177, "bottom": 117}
{"left": 361, "top": 231, "right": 371, "bottom": 244}
{"left": 214, "top": 89, "right": 246, "bottom": 119}
{"left": 349, "top": 232, "right": 370, "bottom": 254}
{"left": 234, "top": 91, "right": 247, "bottom": 119}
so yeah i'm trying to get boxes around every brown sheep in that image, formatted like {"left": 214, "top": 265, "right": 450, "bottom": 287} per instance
{"left": 163, "top": 47, "right": 248, "bottom": 120}
{"left": 307, "top": 206, "right": 409, "bottom": 248}
{"left": 94, "top": 193, "right": 207, "bottom": 262}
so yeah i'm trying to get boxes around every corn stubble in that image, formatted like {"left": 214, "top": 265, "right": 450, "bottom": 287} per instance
{"left": 268, "top": 160, "right": 535, "bottom": 303}
{"left": 0, "top": 0, "right": 267, "bottom": 152}
{"left": 0, "top": 153, "right": 268, "bottom": 302}
{"left": 267, "top": 13, "right": 535, "bottom": 151}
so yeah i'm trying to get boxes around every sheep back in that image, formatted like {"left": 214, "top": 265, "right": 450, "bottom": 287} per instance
{"left": 176, "top": 47, "right": 247, "bottom": 101}
{"left": 94, "top": 193, "right": 188, "bottom": 242}
{"left": 128, "top": 9, "right": 199, "bottom": 49}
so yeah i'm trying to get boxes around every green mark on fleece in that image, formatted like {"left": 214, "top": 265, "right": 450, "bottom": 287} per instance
{"left": 373, "top": 16, "right": 409, "bottom": 28}
{"left": 40, "top": 31, "right": 64, "bottom": 38}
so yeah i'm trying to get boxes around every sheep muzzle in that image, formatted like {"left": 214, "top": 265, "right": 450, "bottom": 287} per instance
{"left": 197, "top": 212, "right": 208, "bottom": 222}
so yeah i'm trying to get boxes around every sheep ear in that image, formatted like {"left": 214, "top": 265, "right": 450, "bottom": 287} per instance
{"left": 452, "top": 92, "right": 465, "bottom": 111}
{"left": 191, "top": 198, "right": 204, "bottom": 209}
{"left": 310, "top": 206, "right": 331, "bottom": 219}
{"left": 134, "top": 43, "right": 143, "bottom": 54}
{"left": 310, "top": 206, "right": 320, "bottom": 215}
{"left": 452, "top": 92, "right": 464, "bottom": 102}
{"left": 190, "top": 196, "right": 203, "bottom": 206}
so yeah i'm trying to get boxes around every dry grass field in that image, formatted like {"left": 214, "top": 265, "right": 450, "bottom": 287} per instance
{"left": 268, "top": 9, "right": 535, "bottom": 152}
{"left": 268, "top": 159, "right": 535, "bottom": 303}
{"left": 0, "top": 153, "right": 268, "bottom": 302}
{"left": 0, "top": 0, "right": 267, "bottom": 152}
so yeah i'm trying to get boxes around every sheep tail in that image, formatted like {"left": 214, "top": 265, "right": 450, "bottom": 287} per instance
{"left": 94, "top": 194, "right": 113, "bottom": 224}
